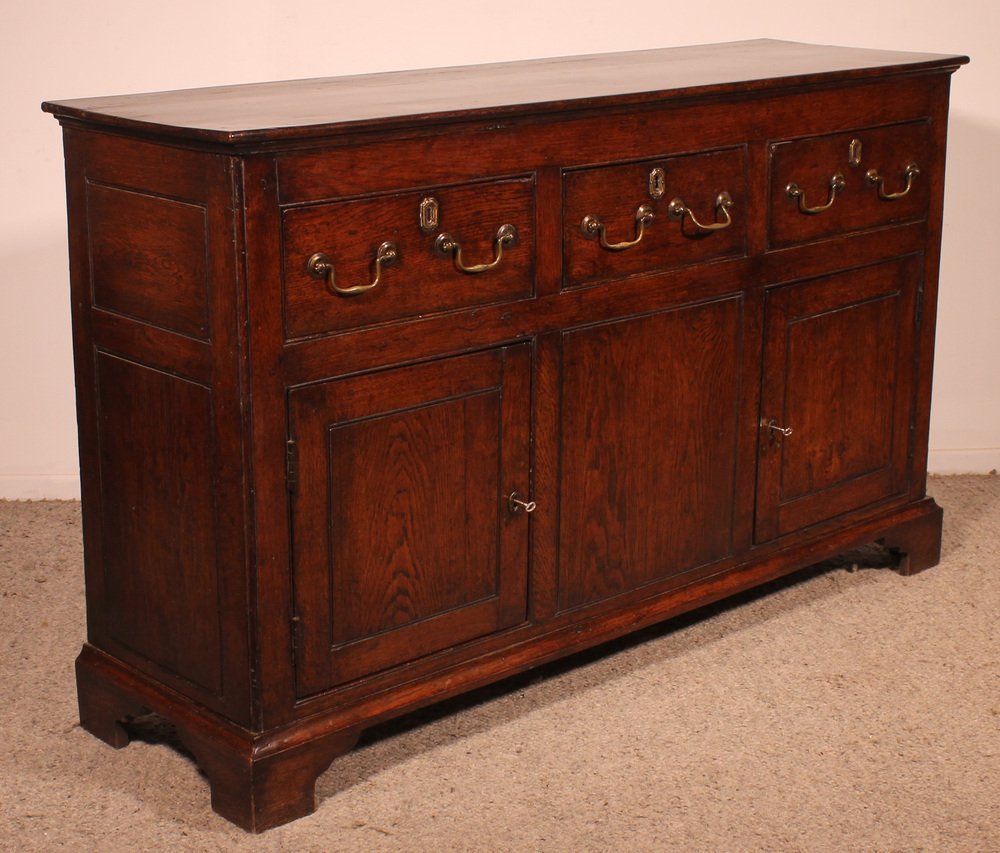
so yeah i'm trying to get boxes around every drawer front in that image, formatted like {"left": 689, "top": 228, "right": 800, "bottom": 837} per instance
{"left": 562, "top": 147, "right": 747, "bottom": 288}
{"left": 282, "top": 177, "right": 535, "bottom": 339}
{"left": 769, "top": 120, "right": 931, "bottom": 249}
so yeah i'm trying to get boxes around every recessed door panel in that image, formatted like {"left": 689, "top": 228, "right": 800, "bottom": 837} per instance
{"left": 755, "top": 257, "right": 918, "bottom": 542}
{"left": 557, "top": 297, "right": 743, "bottom": 612}
{"left": 290, "top": 345, "right": 531, "bottom": 696}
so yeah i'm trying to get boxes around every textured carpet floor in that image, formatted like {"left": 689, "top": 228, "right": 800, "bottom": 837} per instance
{"left": 1, "top": 476, "right": 998, "bottom": 852}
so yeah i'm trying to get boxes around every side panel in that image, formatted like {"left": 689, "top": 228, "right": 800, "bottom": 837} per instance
{"left": 87, "top": 183, "right": 211, "bottom": 339}
{"left": 63, "top": 128, "right": 251, "bottom": 721}
{"left": 95, "top": 352, "right": 222, "bottom": 694}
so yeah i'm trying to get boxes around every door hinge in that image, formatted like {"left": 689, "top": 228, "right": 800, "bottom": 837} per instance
{"left": 290, "top": 615, "right": 301, "bottom": 664}
{"left": 286, "top": 437, "right": 298, "bottom": 493}
{"left": 915, "top": 280, "right": 925, "bottom": 329}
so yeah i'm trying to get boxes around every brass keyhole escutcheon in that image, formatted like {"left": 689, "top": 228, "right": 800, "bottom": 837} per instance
{"left": 419, "top": 196, "right": 440, "bottom": 233}
{"left": 849, "top": 138, "right": 863, "bottom": 167}
{"left": 649, "top": 167, "right": 666, "bottom": 200}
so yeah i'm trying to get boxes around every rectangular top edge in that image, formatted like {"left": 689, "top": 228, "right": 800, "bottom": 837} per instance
{"left": 41, "top": 39, "right": 969, "bottom": 145}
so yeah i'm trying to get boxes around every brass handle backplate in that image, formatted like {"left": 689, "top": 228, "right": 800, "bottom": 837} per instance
{"left": 307, "top": 241, "right": 398, "bottom": 296}
{"left": 581, "top": 204, "right": 655, "bottom": 251}
{"left": 435, "top": 223, "right": 518, "bottom": 274}
{"left": 786, "top": 173, "right": 846, "bottom": 215}
{"left": 867, "top": 163, "right": 919, "bottom": 200}
{"left": 507, "top": 491, "right": 537, "bottom": 514}
{"left": 667, "top": 192, "right": 734, "bottom": 233}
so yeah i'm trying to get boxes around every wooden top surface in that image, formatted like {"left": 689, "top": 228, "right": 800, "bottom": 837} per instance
{"left": 41, "top": 39, "right": 967, "bottom": 144}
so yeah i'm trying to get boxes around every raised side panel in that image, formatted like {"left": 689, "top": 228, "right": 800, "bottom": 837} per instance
{"left": 557, "top": 296, "right": 743, "bottom": 612}
{"left": 95, "top": 352, "right": 223, "bottom": 695}
{"left": 87, "top": 182, "right": 210, "bottom": 339}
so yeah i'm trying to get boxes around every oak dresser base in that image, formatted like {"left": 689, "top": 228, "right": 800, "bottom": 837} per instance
{"left": 45, "top": 40, "right": 964, "bottom": 831}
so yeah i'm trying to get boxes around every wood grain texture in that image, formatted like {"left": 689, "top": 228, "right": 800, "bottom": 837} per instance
{"left": 327, "top": 396, "right": 500, "bottom": 640}
{"left": 42, "top": 40, "right": 966, "bottom": 144}
{"left": 95, "top": 352, "right": 223, "bottom": 695}
{"left": 75, "top": 644, "right": 362, "bottom": 833}
{"left": 557, "top": 296, "right": 743, "bottom": 611}
{"left": 563, "top": 147, "right": 747, "bottom": 288}
{"left": 769, "top": 120, "right": 932, "bottom": 249}
{"left": 907, "top": 87, "right": 953, "bottom": 502}
{"left": 755, "top": 256, "right": 918, "bottom": 541}
{"left": 62, "top": 128, "right": 253, "bottom": 723}
{"left": 269, "top": 74, "right": 945, "bottom": 215}
{"left": 289, "top": 346, "right": 530, "bottom": 695}
{"left": 44, "top": 42, "right": 964, "bottom": 832}
{"left": 282, "top": 177, "right": 535, "bottom": 338}
{"left": 87, "top": 182, "right": 210, "bottom": 339}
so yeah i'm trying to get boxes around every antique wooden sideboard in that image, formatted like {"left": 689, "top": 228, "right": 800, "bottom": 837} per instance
{"left": 43, "top": 39, "right": 967, "bottom": 830}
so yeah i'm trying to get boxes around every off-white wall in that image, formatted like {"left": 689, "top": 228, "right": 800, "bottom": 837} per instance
{"left": 1, "top": 1, "right": 997, "bottom": 498}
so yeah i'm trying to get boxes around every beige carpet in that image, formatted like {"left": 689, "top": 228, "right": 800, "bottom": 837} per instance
{"left": 1, "top": 476, "right": 998, "bottom": 852}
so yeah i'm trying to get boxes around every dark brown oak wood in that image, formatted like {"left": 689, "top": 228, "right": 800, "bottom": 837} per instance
{"left": 45, "top": 41, "right": 965, "bottom": 831}
{"left": 95, "top": 352, "right": 223, "bottom": 695}
{"left": 557, "top": 296, "right": 743, "bottom": 611}
{"left": 76, "top": 644, "right": 362, "bottom": 832}
{"left": 769, "top": 120, "right": 933, "bottom": 249}
{"left": 41, "top": 40, "right": 966, "bottom": 144}
{"left": 62, "top": 128, "right": 252, "bottom": 723}
{"left": 87, "top": 183, "right": 211, "bottom": 338}
{"left": 289, "top": 345, "right": 531, "bottom": 695}
{"left": 755, "top": 256, "right": 918, "bottom": 542}
{"left": 282, "top": 177, "right": 536, "bottom": 338}
{"left": 881, "top": 499, "right": 945, "bottom": 575}
{"left": 563, "top": 147, "right": 748, "bottom": 288}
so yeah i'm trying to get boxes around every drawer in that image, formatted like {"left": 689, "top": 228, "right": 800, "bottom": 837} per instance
{"left": 768, "top": 120, "right": 931, "bottom": 249}
{"left": 562, "top": 147, "right": 747, "bottom": 288}
{"left": 282, "top": 177, "right": 535, "bottom": 338}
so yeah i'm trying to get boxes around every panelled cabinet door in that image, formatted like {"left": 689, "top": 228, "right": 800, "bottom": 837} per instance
{"left": 755, "top": 256, "right": 919, "bottom": 542}
{"left": 557, "top": 296, "right": 744, "bottom": 612}
{"left": 289, "top": 345, "right": 531, "bottom": 697}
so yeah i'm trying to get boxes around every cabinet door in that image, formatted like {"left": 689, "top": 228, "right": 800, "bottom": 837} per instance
{"left": 557, "top": 297, "right": 744, "bottom": 612}
{"left": 289, "top": 345, "right": 530, "bottom": 697}
{"left": 755, "top": 257, "right": 918, "bottom": 542}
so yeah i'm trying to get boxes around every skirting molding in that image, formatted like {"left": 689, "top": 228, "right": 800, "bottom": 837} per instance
{"left": 927, "top": 449, "right": 1000, "bottom": 475}
{"left": 0, "top": 475, "right": 81, "bottom": 500}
